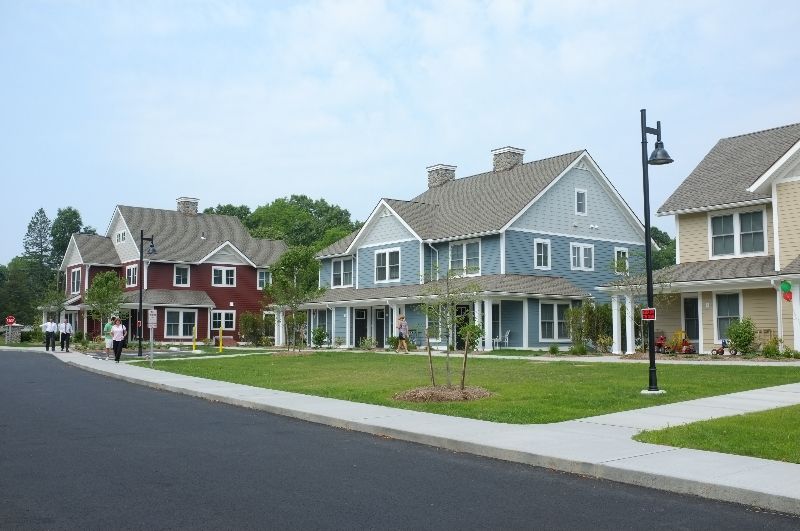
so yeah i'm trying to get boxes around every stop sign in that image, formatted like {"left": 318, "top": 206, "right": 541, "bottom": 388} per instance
{"left": 5, "top": 315, "right": 15, "bottom": 325}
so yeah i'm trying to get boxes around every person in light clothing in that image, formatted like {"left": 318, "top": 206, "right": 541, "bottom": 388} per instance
{"left": 103, "top": 317, "right": 114, "bottom": 359}
{"left": 396, "top": 315, "right": 409, "bottom": 353}
{"left": 111, "top": 318, "right": 126, "bottom": 363}
{"left": 59, "top": 318, "right": 73, "bottom": 352}
{"left": 43, "top": 318, "right": 57, "bottom": 352}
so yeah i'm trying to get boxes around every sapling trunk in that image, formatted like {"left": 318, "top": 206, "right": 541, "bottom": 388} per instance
{"left": 426, "top": 333, "right": 436, "bottom": 387}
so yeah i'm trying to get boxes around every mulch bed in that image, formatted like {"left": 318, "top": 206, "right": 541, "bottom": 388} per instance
{"left": 393, "top": 386, "right": 493, "bottom": 402}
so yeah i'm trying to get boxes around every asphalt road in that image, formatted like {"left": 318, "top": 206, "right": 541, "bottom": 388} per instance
{"left": 1, "top": 350, "right": 798, "bottom": 530}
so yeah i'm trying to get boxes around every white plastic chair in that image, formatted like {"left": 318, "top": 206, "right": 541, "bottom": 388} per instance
{"left": 493, "top": 330, "right": 510, "bottom": 348}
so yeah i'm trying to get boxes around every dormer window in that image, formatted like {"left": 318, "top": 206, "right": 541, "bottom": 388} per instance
{"left": 332, "top": 258, "right": 353, "bottom": 287}
{"left": 115, "top": 231, "right": 126, "bottom": 244}
{"left": 575, "top": 189, "right": 587, "bottom": 216}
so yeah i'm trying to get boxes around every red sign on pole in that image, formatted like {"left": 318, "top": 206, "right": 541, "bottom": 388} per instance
{"left": 641, "top": 308, "right": 656, "bottom": 321}
{"left": 5, "top": 315, "right": 15, "bottom": 325}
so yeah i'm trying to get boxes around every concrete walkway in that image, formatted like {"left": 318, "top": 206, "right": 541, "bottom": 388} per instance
{"left": 14, "top": 348, "right": 800, "bottom": 515}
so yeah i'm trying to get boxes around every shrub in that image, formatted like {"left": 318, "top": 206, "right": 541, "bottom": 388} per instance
{"left": 387, "top": 336, "right": 399, "bottom": 350}
{"left": 595, "top": 334, "right": 612, "bottom": 354}
{"left": 569, "top": 342, "right": 587, "bottom": 356}
{"left": 334, "top": 336, "right": 345, "bottom": 348}
{"left": 20, "top": 331, "right": 33, "bottom": 342}
{"left": 311, "top": 327, "right": 328, "bottom": 348}
{"left": 548, "top": 344, "right": 560, "bottom": 355}
{"left": 239, "top": 312, "right": 265, "bottom": 345}
{"left": 761, "top": 337, "right": 782, "bottom": 358}
{"left": 726, "top": 317, "right": 757, "bottom": 354}
{"left": 459, "top": 323, "right": 484, "bottom": 352}
{"left": 358, "top": 337, "right": 377, "bottom": 350}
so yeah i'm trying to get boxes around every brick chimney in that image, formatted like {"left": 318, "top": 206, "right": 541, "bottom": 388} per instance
{"left": 176, "top": 197, "right": 199, "bottom": 215}
{"left": 426, "top": 164, "right": 456, "bottom": 188}
{"left": 491, "top": 146, "right": 525, "bottom": 172}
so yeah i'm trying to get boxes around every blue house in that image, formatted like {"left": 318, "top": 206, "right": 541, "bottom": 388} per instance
{"left": 305, "top": 147, "right": 646, "bottom": 350}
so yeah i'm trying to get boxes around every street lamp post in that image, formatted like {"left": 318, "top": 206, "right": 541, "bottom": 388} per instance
{"left": 640, "top": 108, "right": 673, "bottom": 394}
{"left": 138, "top": 230, "right": 157, "bottom": 357}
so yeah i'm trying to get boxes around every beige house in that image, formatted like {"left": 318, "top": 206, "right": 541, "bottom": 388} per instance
{"left": 606, "top": 122, "right": 800, "bottom": 353}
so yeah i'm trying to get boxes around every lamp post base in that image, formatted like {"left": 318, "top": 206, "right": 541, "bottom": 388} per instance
{"left": 641, "top": 389, "right": 667, "bottom": 395}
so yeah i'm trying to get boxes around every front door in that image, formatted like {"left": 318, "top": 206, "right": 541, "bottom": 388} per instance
{"left": 455, "top": 304, "right": 470, "bottom": 350}
{"left": 354, "top": 309, "right": 368, "bottom": 348}
{"left": 374, "top": 309, "right": 385, "bottom": 348}
{"left": 683, "top": 297, "right": 699, "bottom": 349}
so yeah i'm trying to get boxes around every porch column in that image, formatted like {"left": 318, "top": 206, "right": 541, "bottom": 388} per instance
{"left": 793, "top": 285, "right": 800, "bottom": 350}
{"left": 483, "top": 298, "right": 493, "bottom": 351}
{"left": 473, "top": 301, "right": 483, "bottom": 350}
{"left": 274, "top": 310, "right": 282, "bottom": 346}
{"left": 776, "top": 287, "right": 784, "bottom": 346}
{"left": 345, "top": 306, "right": 351, "bottom": 347}
{"left": 522, "top": 299, "right": 529, "bottom": 349}
{"left": 625, "top": 295, "right": 635, "bottom": 354}
{"left": 611, "top": 295, "right": 621, "bottom": 354}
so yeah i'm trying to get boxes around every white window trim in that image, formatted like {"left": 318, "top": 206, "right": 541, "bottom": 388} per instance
{"left": 539, "top": 300, "right": 571, "bottom": 342}
{"left": 164, "top": 308, "right": 198, "bottom": 339}
{"left": 448, "top": 239, "right": 481, "bottom": 277}
{"left": 575, "top": 188, "right": 588, "bottom": 216}
{"left": 173, "top": 264, "right": 191, "bottom": 287}
{"left": 211, "top": 309, "right": 236, "bottom": 331}
{"left": 70, "top": 268, "right": 81, "bottom": 295}
{"left": 570, "top": 242, "right": 594, "bottom": 271}
{"left": 707, "top": 208, "right": 768, "bottom": 260}
{"left": 331, "top": 258, "right": 354, "bottom": 288}
{"left": 212, "top": 266, "right": 237, "bottom": 287}
{"left": 712, "top": 290, "right": 743, "bottom": 343}
{"left": 534, "top": 238, "right": 551, "bottom": 271}
{"left": 614, "top": 246, "right": 629, "bottom": 275}
{"left": 374, "top": 247, "right": 401, "bottom": 284}
{"left": 257, "top": 269, "right": 271, "bottom": 290}
{"left": 125, "top": 264, "right": 138, "bottom": 287}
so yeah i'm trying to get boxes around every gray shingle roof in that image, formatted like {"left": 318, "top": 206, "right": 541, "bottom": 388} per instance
{"left": 307, "top": 274, "right": 588, "bottom": 304}
{"left": 658, "top": 122, "right": 800, "bottom": 214}
{"left": 652, "top": 256, "right": 777, "bottom": 283}
{"left": 119, "top": 206, "right": 287, "bottom": 267}
{"left": 122, "top": 289, "right": 215, "bottom": 307}
{"left": 317, "top": 229, "right": 358, "bottom": 257}
{"left": 73, "top": 234, "right": 120, "bottom": 265}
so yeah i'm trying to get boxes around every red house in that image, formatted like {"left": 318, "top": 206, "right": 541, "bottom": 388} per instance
{"left": 59, "top": 198, "right": 287, "bottom": 344}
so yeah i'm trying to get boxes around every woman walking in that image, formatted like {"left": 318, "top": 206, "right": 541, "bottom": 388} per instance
{"left": 396, "top": 315, "right": 409, "bottom": 353}
{"left": 111, "top": 317, "right": 126, "bottom": 363}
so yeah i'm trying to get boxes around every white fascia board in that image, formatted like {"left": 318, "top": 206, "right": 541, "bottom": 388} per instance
{"left": 344, "top": 199, "right": 422, "bottom": 255}
{"left": 425, "top": 230, "right": 501, "bottom": 244}
{"left": 747, "top": 139, "right": 800, "bottom": 193}
{"left": 198, "top": 241, "right": 256, "bottom": 267}
{"left": 658, "top": 198, "right": 772, "bottom": 217}
{"left": 104, "top": 206, "right": 122, "bottom": 238}
{"left": 597, "top": 275, "right": 778, "bottom": 293}
{"left": 59, "top": 235, "right": 82, "bottom": 271}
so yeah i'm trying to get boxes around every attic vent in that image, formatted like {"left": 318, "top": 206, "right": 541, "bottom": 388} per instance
{"left": 380, "top": 209, "right": 391, "bottom": 218}
{"left": 491, "top": 146, "right": 525, "bottom": 172}
{"left": 177, "top": 197, "right": 199, "bottom": 215}
{"left": 426, "top": 164, "right": 456, "bottom": 188}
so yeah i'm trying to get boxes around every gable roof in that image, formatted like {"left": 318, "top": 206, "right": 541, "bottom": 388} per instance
{"left": 117, "top": 206, "right": 287, "bottom": 267}
{"left": 658, "top": 122, "right": 800, "bottom": 215}
{"left": 69, "top": 233, "right": 120, "bottom": 267}
{"left": 318, "top": 150, "right": 584, "bottom": 257}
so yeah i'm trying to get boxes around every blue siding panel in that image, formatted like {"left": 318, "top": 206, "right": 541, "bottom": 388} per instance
{"left": 357, "top": 240, "right": 420, "bottom": 289}
{"left": 500, "top": 300, "right": 523, "bottom": 347}
{"left": 482, "top": 235, "right": 501, "bottom": 275}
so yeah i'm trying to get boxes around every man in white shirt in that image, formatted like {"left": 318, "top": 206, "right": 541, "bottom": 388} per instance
{"left": 59, "top": 318, "right": 73, "bottom": 352}
{"left": 44, "top": 318, "right": 57, "bottom": 352}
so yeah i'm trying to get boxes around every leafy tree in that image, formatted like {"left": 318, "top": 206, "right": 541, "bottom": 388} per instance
{"left": 650, "top": 226, "right": 676, "bottom": 270}
{"left": 39, "top": 286, "right": 66, "bottom": 321}
{"left": 203, "top": 204, "right": 252, "bottom": 226}
{"left": 0, "top": 257, "right": 36, "bottom": 324}
{"left": 81, "top": 225, "right": 97, "bottom": 235}
{"left": 50, "top": 207, "right": 83, "bottom": 267}
{"left": 263, "top": 246, "right": 324, "bottom": 350}
{"left": 249, "top": 195, "right": 359, "bottom": 248}
{"left": 84, "top": 271, "right": 125, "bottom": 324}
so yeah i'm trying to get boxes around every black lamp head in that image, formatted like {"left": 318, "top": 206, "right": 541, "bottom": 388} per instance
{"left": 146, "top": 240, "right": 157, "bottom": 255}
{"left": 648, "top": 141, "right": 673, "bottom": 165}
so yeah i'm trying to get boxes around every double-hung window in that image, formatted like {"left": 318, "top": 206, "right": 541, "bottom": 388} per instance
{"left": 212, "top": 266, "right": 236, "bottom": 287}
{"left": 614, "top": 247, "right": 629, "bottom": 275}
{"left": 716, "top": 293, "right": 740, "bottom": 340}
{"left": 570, "top": 243, "right": 594, "bottom": 271}
{"left": 450, "top": 240, "right": 480, "bottom": 276}
{"left": 540, "top": 302, "right": 570, "bottom": 341}
{"left": 710, "top": 210, "right": 765, "bottom": 257}
{"left": 375, "top": 249, "right": 400, "bottom": 283}
{"left": 115, "top": 231, "right": 126, "bottom": 244}
{"left": 125, "top": 265, "right": 138, "bottom": 287}
{"left": 575, "top": 189, "right": 587, "bottom": 215}
{"left": 165, "top": 309, "right": 196, "bottom": 338}
{"left": 70, "top": 268, "right": 81, "bottom": 294}
{"left": 534, "top": 238, "right": 550, "bottom": 270}
{"left": 257, "top": 269, "right": 271, "bottom": 290}
{"left": 332, "top": 258, "right": 353, "bottom": 287}
{"left": 174, "top": 265, "right": 190, "bottom": 286}
{"left": 211, "top": 310, "right": 235, "bottom": 330}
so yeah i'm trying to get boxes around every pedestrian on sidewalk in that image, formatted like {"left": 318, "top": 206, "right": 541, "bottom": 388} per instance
{"left": 103, "top": 317, "right": 114, "bottom": 359}
{"left": 396, "top": 315, "right": 409, "bottom": 353}
{"left": 111, "top": 318, "right": 126, "bottom": 363}
{"left": 59, "top": 318, "right": 73, "bottom": 352}
{"left": 43, "top": 317, "right": 57, "bottom": 352}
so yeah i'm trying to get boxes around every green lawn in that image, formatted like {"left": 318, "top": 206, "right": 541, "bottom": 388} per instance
{"left": 134, "top": 351, "right": 800, "bottom": 424}
{"left": 635, "top": 405, "right": 800, "bottom": 464}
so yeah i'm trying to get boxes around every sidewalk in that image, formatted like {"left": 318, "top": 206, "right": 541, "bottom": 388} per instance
{"left": 41, "top": 350, "right": 800, "bottom": 515}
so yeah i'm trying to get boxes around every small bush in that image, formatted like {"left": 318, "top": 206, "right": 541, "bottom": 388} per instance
{"left": 569, "top": 342, "right": 587, "bottom": 356}
{"left": 387, "top": 336, "right": 399, "bottom": 350}
{"left": 311, "top": 327, "right": 328, "bottom": 348}
{"left": 334, "top": 336, "right": 345, "bottom": 348}
{"left": 548, "top": 344, "right": 560, "bottom": 355}
{"left": 761, "top": 337, "right": 782, "bottom": 358}
{"left": 358, "top": 337, "right": 377, "bottom": 350}
{"left": 726, "top": 317, "right": 756, "bottom": 354}
{"left": 595, "top": 334, "right": 612, "bottom": 354}
{"left": 20, "top": 331, "right": 33, "bottom": 342}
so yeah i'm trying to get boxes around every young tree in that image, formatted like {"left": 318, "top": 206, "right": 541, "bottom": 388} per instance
{"left": 84, "top": 271, "right": 126, "bottom": 325}
{"left": 420, "top": 268, "right": 481, "bottom": 387}
{"left": 50, "top": 207, "right": 84, "bottom": 267}
{"left": 263, "top": 246, "right": 324, "bottom": 351}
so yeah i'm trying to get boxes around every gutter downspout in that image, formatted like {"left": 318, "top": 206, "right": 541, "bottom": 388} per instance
{"left": 426, "top": 240, "right": 439, "bottom": 281}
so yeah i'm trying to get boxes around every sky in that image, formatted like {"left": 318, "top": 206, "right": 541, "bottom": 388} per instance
{"left": 1, "top": 0, "right": 799, "bottom": 265}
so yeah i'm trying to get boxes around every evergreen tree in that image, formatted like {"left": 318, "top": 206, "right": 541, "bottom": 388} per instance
{"left": 23, "top": 208, "right": 55, "bottom": 293}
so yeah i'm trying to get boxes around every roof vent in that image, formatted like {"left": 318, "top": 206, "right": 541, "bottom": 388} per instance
{"left": 176, "top": 197, "right": 199, "bottom": 215}
{"left": 426, "top": 164, "right": 456, "bottom": 188}
{"left": 491, "top": 146, "right": 525, "bottom": 172}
